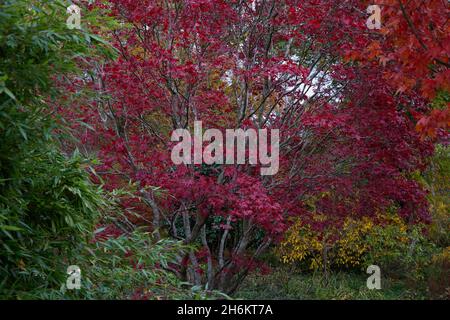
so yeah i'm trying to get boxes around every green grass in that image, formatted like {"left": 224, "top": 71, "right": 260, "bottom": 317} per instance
{"left": 234, "top": 267, "right": 427, "bottom": 300}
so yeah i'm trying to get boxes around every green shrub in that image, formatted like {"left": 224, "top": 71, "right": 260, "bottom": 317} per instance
{"left": 0, "top": 150, "right": 107, "bottom": 298}
{"left": 0, "top": 0, "right": 112, "bottom": 298}
{"left": 363, "top": 224, "right": 436, "bottom": 279}
{"left": 15, "top": 227, "right": 227, "bottom": 300}
{"left": 425, "top": 247, "right": 450, "bottom": 300}
{"left": 423, "top": 145, "right": 450, "bottom": 247}
{"left": 0, "top": 0, "right": 212, "bottom": 300}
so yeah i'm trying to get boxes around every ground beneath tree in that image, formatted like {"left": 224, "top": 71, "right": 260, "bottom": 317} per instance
{"left": 234, "top": 268, "right": 426, "bottom": 300}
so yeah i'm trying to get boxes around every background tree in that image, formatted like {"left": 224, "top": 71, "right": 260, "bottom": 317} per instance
{"left": 359, "top": 0, "right": 449, "bottom": 139}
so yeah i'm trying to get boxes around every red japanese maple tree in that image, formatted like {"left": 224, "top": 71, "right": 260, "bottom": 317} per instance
{"left": 58, "top": 0, "right": 437, "bottom": 293}
{"left": 358, "top": 0, "right": 449, "bottom": 139}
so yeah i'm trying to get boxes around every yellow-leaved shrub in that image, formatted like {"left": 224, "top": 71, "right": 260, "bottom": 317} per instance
{"left": 278, "top": 212, "right": 411, "bottom": 271}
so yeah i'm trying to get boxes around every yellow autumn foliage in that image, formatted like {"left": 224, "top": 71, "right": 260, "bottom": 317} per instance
{"left": 278, "top": 212, "right": 410, "bottom": 271}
